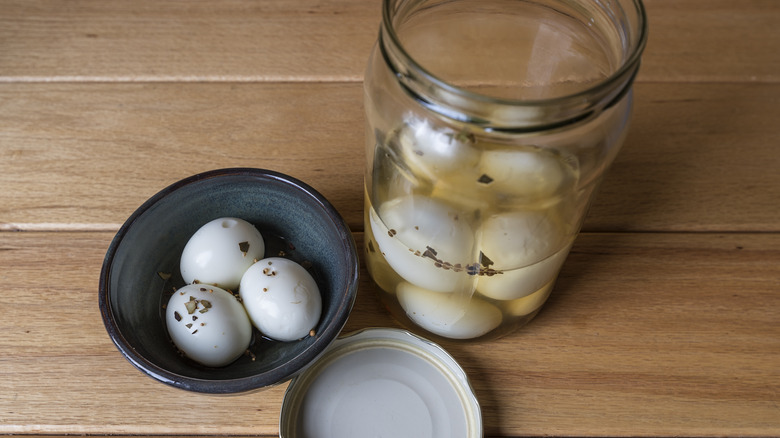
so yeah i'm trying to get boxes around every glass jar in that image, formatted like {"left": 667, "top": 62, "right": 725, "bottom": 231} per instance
{"left": 363, "top": 0, "right": 648, "bottom": 341}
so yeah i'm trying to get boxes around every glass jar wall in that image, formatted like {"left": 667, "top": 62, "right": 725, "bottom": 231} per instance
{"left": 363, "top": 0, "right": 647, "bottom": 341}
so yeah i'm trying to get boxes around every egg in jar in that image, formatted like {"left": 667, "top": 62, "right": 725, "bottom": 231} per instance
{"left": 396, "top": 116, "right": 480, "bottom": 182}
{"left": 476, "top": 210, "right": 571, "bottom": 301}
{"left": 397, "top": 282, "right": 502, "bottom": 340}
{"left": 165, "top": 284, "right": 252, "bottom": 367}
{"left": 239, "top": 257, "right": 322, "bottom": 342}
{"left": 180, "top": 217, "right": 265, "bottom": 291}
{"left": 507, "top": 282, "right": 555, "bottom": 317}
{"left": 370, "top": 195, "right": 475, "bottom": 293}
{"left": 478, "top": 145, "right": 578, "bottom": 207}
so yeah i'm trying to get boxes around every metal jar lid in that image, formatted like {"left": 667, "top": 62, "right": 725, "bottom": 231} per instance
{"left": 280, "top": 328, "right": 482, "bottom": 438}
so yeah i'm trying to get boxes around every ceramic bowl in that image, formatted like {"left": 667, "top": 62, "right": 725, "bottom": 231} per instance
{"left": 98, "top": 168, "right": 359, "bottom": 394}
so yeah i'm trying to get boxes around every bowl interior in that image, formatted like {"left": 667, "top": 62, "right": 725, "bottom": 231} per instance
{"left": 101, "top": 169, "right": 357, "bottom": 392}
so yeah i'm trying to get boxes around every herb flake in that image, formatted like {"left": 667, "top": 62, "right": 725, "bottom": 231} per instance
{"left": 477, "top": 174, "right": 494, "bottom": 185}
{"left": 238, "top": 241, "right": 250, "bottom": 256}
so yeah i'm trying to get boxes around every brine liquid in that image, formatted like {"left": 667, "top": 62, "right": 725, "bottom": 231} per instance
{"left": 364, "top": 120, "right": 581, "bottom": 340}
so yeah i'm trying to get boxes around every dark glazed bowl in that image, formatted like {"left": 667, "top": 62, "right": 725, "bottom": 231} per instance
{"left": 98, "top": 168, "right": 359, "bottom": 394}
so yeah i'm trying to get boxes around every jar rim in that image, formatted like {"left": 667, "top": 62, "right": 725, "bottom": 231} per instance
{"left": 380, "top": 0, "right": 649, "bottom": 130}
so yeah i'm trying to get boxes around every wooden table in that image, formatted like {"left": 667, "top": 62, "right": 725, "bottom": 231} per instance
{"left": 1, "top": 1, "right": 778, "bottom": 436}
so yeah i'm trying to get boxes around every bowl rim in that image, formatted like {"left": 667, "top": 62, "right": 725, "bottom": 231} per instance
{"left": 98, "top": 167, "right": 359, "bottom": 394}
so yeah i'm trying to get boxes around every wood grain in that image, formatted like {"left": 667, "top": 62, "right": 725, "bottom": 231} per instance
{"left": 1, "top": 0, "right": 778, "bottom": 436}
{"left": 0, "top": 0, "right": 380, "bottom": 82}
{"left": 0, "top": 82, "right": 366, "bottom": 231}
{"left": 0, "top": 0, "right": 777, "bottom": 83}
{"left": 588, "top": 82, "right": 780, "bottom": 232}
{"left": 1, "top": 82, "right": 778, "bottom": 233}
{"left": 1, "top": 231, "right": 778, "bottom": 436}
{"left": 639, "top": 0, "right": 780, "bottom": 82}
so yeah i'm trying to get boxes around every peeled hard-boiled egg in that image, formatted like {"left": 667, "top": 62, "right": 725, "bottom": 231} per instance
{"left": 428, "top": 172, "right": 492, "bottom": 214}
{"left": 476, "top": 211, "right": 570, "bottom": 301}
{"left": 180, "top": 217, "right": 265, "bottom": 291}
{"left": 370, "top": 195, "right": 475, "bottom": 293}
{"left": 507, "top": 282, "right": 554, "bottom": 316}
{"left": 165, "top": 284, "right": 252, "bottom": 367}
{"left": 397, "top": 117, "right": 480, "bottom": 181}
{"left": 397, "top": 282, "right": 502, "bottom": 340}
{"left": 479, "top": 146, "right": 573, "bottom": 203}
{"left": 239, "top": 257, "right": 322, "bottom": 342}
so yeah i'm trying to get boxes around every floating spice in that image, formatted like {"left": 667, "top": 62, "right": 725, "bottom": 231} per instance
{"left": 477, "top": 174, "right": 494, "bottom": 185}
{"left": 157, "top": 271, "right": 172, "bottom": 280}
{"left": 479, "top": 251, "right": 494, "bottom": 267}
{"left": 409, "top": 245, "right": 503, "bottom": 277}
{"left": 422, "top": 246, "right": 438, "bottom": 260}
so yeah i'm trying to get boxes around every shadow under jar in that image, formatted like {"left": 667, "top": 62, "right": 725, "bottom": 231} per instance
{"left": 363, "top": 0, "right": 648, "bottom": 341}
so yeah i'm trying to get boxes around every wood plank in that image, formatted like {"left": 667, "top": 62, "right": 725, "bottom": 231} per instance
{"left": 0, "top": 82, "right": 366, "bottom": 231}
{"left": 639, "top": 0, "right": 780, "bottom": 83}
{"left": 1, "top": 82, "right": 778, "bottom": 233}
{"left": 587, "top": 81, "right": 780, "bottom": 232}
{"left": 1, "top": 231, "right": 778, "bottom": 436}
{"left": 0, "top": 0, "right": 380, "bottom": 82}
{"left": 0, "top": 0, "right": 776, "bottom": 83}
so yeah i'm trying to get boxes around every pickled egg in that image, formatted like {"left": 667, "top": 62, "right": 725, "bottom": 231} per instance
{"left": 165, "top": 284, "right": 252, "bottom": 367}
{"left": 239, "top": 257, "right": 321, "bottom": 342}
{"left": 479, "top": 146, "right": 573, "bottom": 203}
{"left": 476, "top": 211, "right": 570, "bottom": 301}
{"left": 428, "top": 173, "right": 492, "bottom": 214}
{"left": 370, "top": 195, "right": 474, "bottom": 293}
{"left": 180, "top": 217, "right": 265, "bottom": 291}
{"left": 397, "top": 117, "right": 480, "bottom": 181}
{"left": 507, "top": 282, "right": 554, "bottom": 316}
{"left": 397, "top": 282, "right": 502, "bottom": 339}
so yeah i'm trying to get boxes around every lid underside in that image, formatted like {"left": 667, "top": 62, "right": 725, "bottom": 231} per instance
{"left": 280, "top": 328, "right": 482, "bottom": 438}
